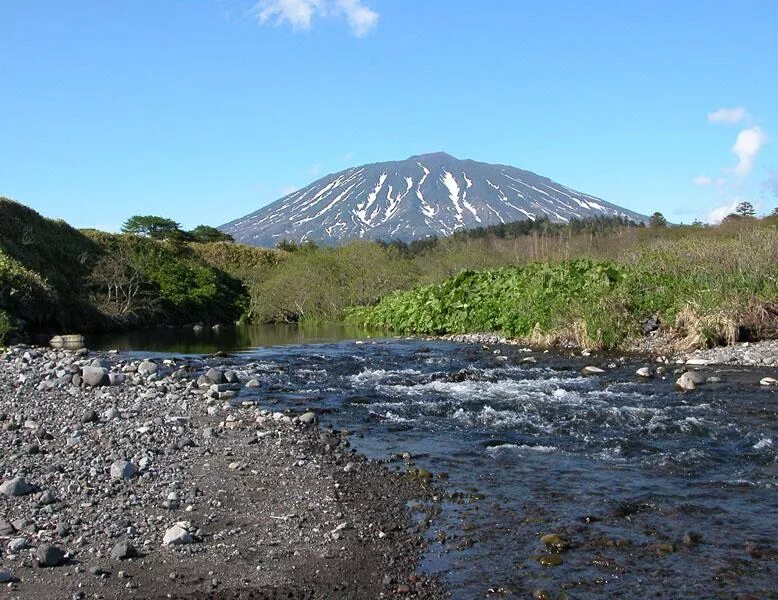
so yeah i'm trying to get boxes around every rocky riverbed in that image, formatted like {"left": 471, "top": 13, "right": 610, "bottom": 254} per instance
{"left": 0, "top": 345, "right": 445, "bottom": 599}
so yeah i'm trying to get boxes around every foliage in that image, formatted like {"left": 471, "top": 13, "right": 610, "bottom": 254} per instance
{"left": 350, "top": 226, "right": 778, "bottom": 349}
{"left": 189, "top": 225, "right": 234, "bottom": 243}
{"left": 122, "top": 215, "right": 183, "bottom": 240}
{"left": 249, "top": 241, "right": 418, "bottom": 322}
{"left": 0, "top": 198, "right": 248, "bottom": 335}
{"left": 0, "top": 309, "right": 12, "bottom": 345}
{"left": 649, "top": 212, "right": 668, "bottom": 228}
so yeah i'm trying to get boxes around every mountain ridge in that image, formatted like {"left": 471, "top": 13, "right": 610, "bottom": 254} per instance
{"left": 220, "top": 153, "right": 647, "bottom": 247}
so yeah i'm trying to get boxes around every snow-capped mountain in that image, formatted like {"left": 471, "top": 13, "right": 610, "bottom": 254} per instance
{"left": 220, "top": 152, "right": 646, "bottom": 246}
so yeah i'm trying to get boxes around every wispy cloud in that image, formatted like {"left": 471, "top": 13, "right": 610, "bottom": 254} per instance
{"left": 693, "top": 175, "right": 712, "bottom": 186}
{"left": 708, "top": 106, "right": 749, "bottom": 124}
{"left": 731, "top": 126, "right": 767, "bottom": 177}
{"left": 253, "top": 0, "right": 378, "bottom": 37}
{"left": 707, "top": 199, "right": 741, "bottom": 224}
{"left": 280, "top": 185, "right": 299, "bottom": 196}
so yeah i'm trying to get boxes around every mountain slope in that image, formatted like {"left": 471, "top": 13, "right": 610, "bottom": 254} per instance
{"left": 221, "top": 152, "right": 646, "bottom": 247}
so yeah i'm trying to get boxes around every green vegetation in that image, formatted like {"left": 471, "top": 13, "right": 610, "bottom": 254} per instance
{"left": 349, "top": 223, "right": 778, "bottom": 350}
{"left": 2, "top": 195, "right": 777, "bottom": 352}
{"left": 121, "top": 214, "right": 235, "bottom": 243}
{"left": 0, "top": 198, "right": 247, "bottom": 342}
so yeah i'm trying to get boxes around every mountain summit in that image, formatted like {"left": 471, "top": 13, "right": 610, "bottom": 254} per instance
{"left": 220, "top": 153, "right": 646, "bottom": 247}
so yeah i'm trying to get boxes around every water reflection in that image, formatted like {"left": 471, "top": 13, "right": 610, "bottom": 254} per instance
{"left": 89, "top": 322, "right": 383, "bottom": 354}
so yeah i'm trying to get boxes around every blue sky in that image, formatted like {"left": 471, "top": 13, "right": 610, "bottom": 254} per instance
{"left": 2, "top": 0, "right": 777, "bottom": 230}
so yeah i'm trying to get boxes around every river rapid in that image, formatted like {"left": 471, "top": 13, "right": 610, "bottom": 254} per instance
{"left": 95, "top": 326, "right": 778, "bottom": 599}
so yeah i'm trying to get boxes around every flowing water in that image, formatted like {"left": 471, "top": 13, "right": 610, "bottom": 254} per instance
{"left": 95, "top": 326, "right": 778, "bottom": 598}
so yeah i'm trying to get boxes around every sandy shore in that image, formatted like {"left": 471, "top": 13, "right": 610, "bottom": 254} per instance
{"left": 0, "top": 346, "right": 445, "bottom": 599}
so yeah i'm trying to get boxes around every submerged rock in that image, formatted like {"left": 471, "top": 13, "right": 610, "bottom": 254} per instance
{"left": 581, "top": 366, "right": 605, "bottom": 376}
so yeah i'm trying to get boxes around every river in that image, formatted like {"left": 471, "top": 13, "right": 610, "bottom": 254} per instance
{"left": 93, "top": 324, "right": 778, "bottom": 599}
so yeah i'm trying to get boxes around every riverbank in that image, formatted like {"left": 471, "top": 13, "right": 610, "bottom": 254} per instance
{"left": 439, "top": 332, "right": 778, "bottom": 367}
{"left": 0, "top": 345, "right": 444, "bottom": 599}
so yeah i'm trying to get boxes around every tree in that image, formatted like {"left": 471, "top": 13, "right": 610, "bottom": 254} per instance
{"left": 648, "top": 212, "right": 667, "bottom": 228}
{"left": 189, "top": 225, "right": 234, "bottom": 243}
{"left": 772, "top": 207, "right": 778, "bottom": 216}
{"left": 735, "top": 201, "right": 756, "bottom": 218}
{"left": 122, "top": 215, "right": 183, "bottom": 240}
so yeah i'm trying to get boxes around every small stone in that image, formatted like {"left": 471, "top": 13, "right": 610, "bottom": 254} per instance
{"left": 760, "top": 377, "right": 777, "bottom": 386}
{"left": 0, "top": 570, "right": 12, "bottom": 583}
{"left": 675, "top": 370, "right": 705, "bottom": 391}
{"left": 163, "top": 525, "right": 193, "bottom": 546}
{"left": 686, "top": 358, "right": 712, "bottom": 366}
{"left": 110, "top": 540, "right": 138, "bottom": 560}
{"left": 540, "top": 533, "right": 568, "bottom": 550}
{"left": 298, "top": 411, "right": 317, "bottom": 426}
{"left": 91, "top": 564, "right": 110, "bottom": 577}
{"left": 635, "top": 367, "right": 653, "bottom": 378}
{"left": 537, "top": 554, "right": 563, "bottom": 567}
{"left": 581, "top": 366, "right": 605, "bottom": 376}
{"left": 8, "top": 537, "right": 27, "bottom": 552}
{"left": 36, "top": 543, "right": 66, "bottom": 567}
{"left": 110, "top": 460, "right": 137, "bottom": 480}
{"left": 0, "top": 477, "right": 35, "bottom": 497}
{"left": 245, "top": 379, "right": 260, "bottom": 388}
{"left": 81, "top": 409, "right": 99, "bottom": 424}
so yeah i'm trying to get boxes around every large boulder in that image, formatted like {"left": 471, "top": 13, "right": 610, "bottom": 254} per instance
{"left": 676, "top": 370, "right": 706, "bottom": 391}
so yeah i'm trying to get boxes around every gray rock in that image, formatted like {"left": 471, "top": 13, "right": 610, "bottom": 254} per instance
{"left": 7, "top": 537, "right": 27, "bottom": 552}
{"left": 760, "top": 377, "right": 777, "bottom": 386}
{"left": 162, "top": 524, "right": 193, "bottom": 546}
{"left": 110, "top": 540, "right": 138, "bottom": 560}
{"left": 36, "top": 543, "right": 66, "bottom": 567}
{"left": 299, "top": 411, "right": 317, "bottom": 426}
{"left": 245, "top": 378, "right": 261, "bottom": 388}
{"left": 81, "top": 366, "right": 108, "bottom": 387}
{"left": 581, "top": 365, "right": 605, "bottom": 376}
{"left": 676, "top": 370, "right": 706, "bottom": 391}
{"left": 0, "top": 519, "right": 15, "bottom": 535}
{"left": 0, "top": 570, "right": 12, "bottom": 583}
{"left": 81, "top": 409, "right": 99, "bottom": 424}
{"left": 204, "top": 367, "right": 226, "bottom": 385}
{"left": 224, "top": 370, "right": 239, "bottom": 384}
{"left": 110, "top": 460, "right": 137, "bottom": 480}
{"left": 137, "top": 360, "right": 159, "bottom": 377}
{"left": 108, "top": 372, "right": 126, "bottom": 386}
{"left": 0, "top": 476, "right": 35, "bottom": 497}
{"left": 635, "top": 367, "right": 653, "bottom": 378}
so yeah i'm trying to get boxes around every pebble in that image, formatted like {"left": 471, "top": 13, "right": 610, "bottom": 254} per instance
{"left": 635, "top": 366, "right": 653, "bottom": 378}
{"left": 581, "top": 366, "right": 605, "bottom": 376}
{"left": 110, "top": 540, "right": 138, "bottom": 560}
{"left": 0, "top": 570, "right": 12, "bottom": 583}
{"left": 163, "top": 524, "right": 194, "bottom": 546}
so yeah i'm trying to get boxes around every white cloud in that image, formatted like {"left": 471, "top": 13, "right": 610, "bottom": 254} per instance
{"left": 336, "top": 0, "right": 378, "bottom": 37}
{"left": 255, "top": 0, "right": 322, "bottom": 31}
{"left": 693, "top": 175, "right": 712, "bottom": 186}
{"left": 731, "top": 126, "right": 766, "bottom": 177}
{"left": 708, "top": 107, "right": 749, "bottom": 124}
{"left": 707, "top": 199, "right": 740, "bottom": 224}
{"left": 253, "top": 0, "right": 378, "bottom": 36}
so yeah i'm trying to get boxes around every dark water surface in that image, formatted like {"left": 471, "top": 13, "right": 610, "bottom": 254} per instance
{"left": 95, "top": 327, "right": 778, "bottom": 599}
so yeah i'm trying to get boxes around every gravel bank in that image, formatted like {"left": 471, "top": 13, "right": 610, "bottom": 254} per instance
{"left": 0, "top": 346, "right": 445, "bottom": 599}
{"left": 440, "top": 332, "right": 778, "bottom": 367}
